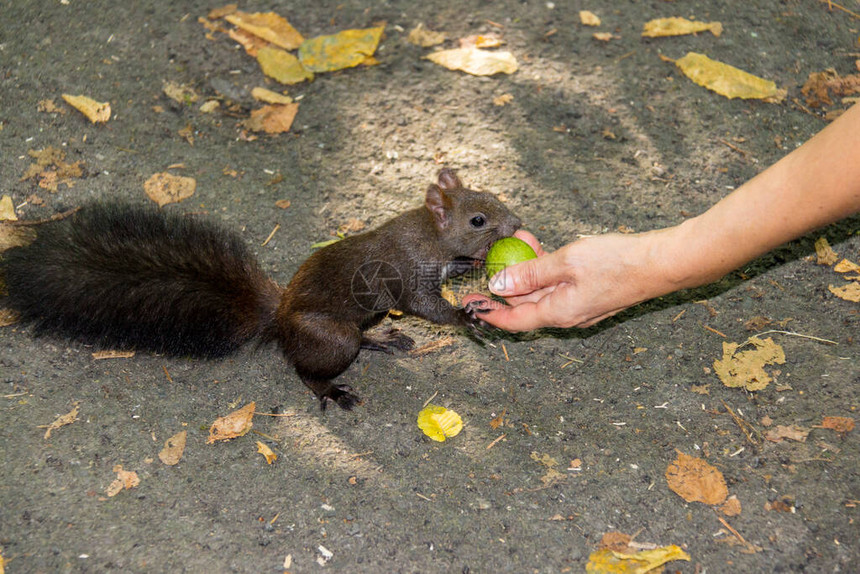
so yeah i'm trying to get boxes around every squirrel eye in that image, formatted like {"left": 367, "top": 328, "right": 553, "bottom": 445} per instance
{"left": 470, "top": 215, "right": 486, "bottom": 228}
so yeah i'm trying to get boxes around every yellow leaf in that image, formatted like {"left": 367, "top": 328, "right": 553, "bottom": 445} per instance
{"left": 426, "top": 47, "right": 518, "bottom": 76}
{"left": 712, "top": 336, "right": 785, "bottom": 391}
{"left": 256, "top": 46, "right": 314, "bottom": 84}
{"left": 586, "top": 545, "right": 691, "bottom": 574}
{"left": 828, "top": 281, "right": 860, "bottom": 302}
{"left": 814, "top": 236, "right": 839, "bottom": 265}
{"left": 407, "top": 23, "right": 446, "bottom": 47}
{"left": 256, "top": 441, "right": 277, "bottom": 464}
{"left": 224, "top": 11, "right": 304, "bottom": 50}
{"left": 144, "top": 172, "right": 196, "bottom": 207}
{"left": 834, "top": 259, "right": 860, "bottom": 273}
{"left": 0, "top": 195, "right": 17, "bottom": 221}
{"left": 580, "top": 11, "right": 601, "bottom": 27}
{"left": 418, "top": 404, "right": 463, "bottom": 442}
{"left": 251, "top": 87, "right": 293, "bottom": 105}
{"left": 675, "top": 52, "right": 786, "bottom": 102}
{"left": 642, "top": 17, "right": 722, "bottom": 38}
{"left": 61, "top": 94, "right": 111, "bottom": 123}
{"left": 299, "top": 26, "right": 385, "bottom": 73}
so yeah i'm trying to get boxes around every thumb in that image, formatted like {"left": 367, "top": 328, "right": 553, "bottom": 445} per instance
{"left": 488, "top": 250, "right": 566, "bottom": 297}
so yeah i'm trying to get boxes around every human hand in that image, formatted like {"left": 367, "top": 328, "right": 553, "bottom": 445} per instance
{"left": 464, "top": 229, "right": 672, "bottom": 331}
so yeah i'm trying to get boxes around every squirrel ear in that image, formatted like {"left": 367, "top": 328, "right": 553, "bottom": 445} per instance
{"left": 437, "top": 168, "right": 462, "bottom": 191}
{"left": 425, "top": 184, "right": 453, "bottom": 229}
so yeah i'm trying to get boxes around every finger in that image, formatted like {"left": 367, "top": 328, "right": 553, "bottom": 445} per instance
{"left": 488, "top": 249, "right": 569, "bottom": 298}
{"left": 475, "top": 295, "right": 565, "bottom": 332}
{"left": 512, "top": 229, "right": 547, "bottom": 256}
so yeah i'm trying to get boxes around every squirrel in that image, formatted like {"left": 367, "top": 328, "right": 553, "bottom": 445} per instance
{"left": 1, "top": 169, "right": 521, "bottom": 409}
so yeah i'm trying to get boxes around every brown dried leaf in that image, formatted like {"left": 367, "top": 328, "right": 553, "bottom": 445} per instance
{"left": 225, "top": 11, "right": 304, "bottom": 50}
{"left": 721, "top": 495, "right": 742, "bottom": 516}
{"left": 207, "top": 402, "right": 255, "bottom": 443}
{"left": 801, "top": 70, "right": 860, "bottom": 108}
{"left": 0, "top": 196, "right": 17, "bottom": 221}
{"left": 40, "top": 403, "right": 80, "bottom": 439}
{"left": 579, "top": 10, "right": 601, "bottom": 26}
{"left": 815, "top": 237, "right": 839, "bottom": 265}
{"left": 817, "top": 416, "right": 855, "bottom": 433}
{"left": 666, "top": 451, "right": 728, "bottom": 505}
{"left": 765, "top": 424, "right": 810, "bottom": 443}
{"left": 744, "top": 315, "right": 772, "bottom": 331}
{"left": 158, "top": 430, "right": 187, "bottom": 465}
{"left": 61, "top": 94, "right": 111, "bottom": 123}
{"left": 106, "top": 465, "right": 140, "bottom": 497}
{"left": 493, "top": 93, "right": 514, "bottom": 106}
{"left": 243, "top": 103, "right": 300, "bottom": 134}
{"left": 37, "top": 99, "right": 66, "bottom": 114}
{"left": 144, "top": 172, "right": 196, "bottom": 207}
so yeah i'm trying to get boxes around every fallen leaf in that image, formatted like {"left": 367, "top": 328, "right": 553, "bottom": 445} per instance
{"left": 721, "top": 495, "right": 742, "bottom": 516}
{"left": 257, "top": 441, "right": 277, "bottom": 464}
{"left": 426, "top": 47, "right": 518, "bottom": 76}
{"left": 208, "top": 402, "right": 256, "bottom": 443}
{"left": 828, "top": 281, "right": 860, "bottom": 302}
{"left": 744, "top": 315, "right": 772, "bottom": 331}
{"left": 801, "top": 69, "right": 860, "bottom": 108}
{"left": 765, "top": 424, "right": 810, "bottom": 443}
{"left": 275, "top": 199, "right": 292, "bottom": 209}
{"left": 597, "top": 531, "right": 633, "bottom": 552}
{"left": 199, "top": 100, "right": 220, "bottom": 113}
{"left": 0, "top": 196, "right": 17, "bottom": 221}
{"left": 37, "top": 99, "right": 66, "bottom": 114}
{"left": 207, "top": 4, "right": 237, "bottom": 20}
{"left": 40, "top": 403, "right": 80, "bottom": 439}
{"left": 256, "top": 46, "right": 314, "bottom": 84}
{"left": 666, "top": 451, "right": 728, "bottom": 505}
{"left": 712, "top": 336, "right": 786, "bottom": 391}
{"left": 418, "top": 404, "right": 463, "bottom": 442}
{"left": 815, "top": 237, "right": 839, "bottom": 265}
{"left": 817, "top": 416, "right": 855, "bottom": 433}
{"left": 493, "top": 93, "right": 514, "bottom": 106}
{"left": 337, "top": 218, "right": 366, "bottom": 234}
{"left": 162, "top": 82, "right": 199, "bottom": 105}
{"left": 158, "top": 431, "right": 187, "bottom": 465}
{"left": 144, "top": 172, "right": 197, "bottom": 207}
{"left": 675, "top": 52, "right": 786, "bottom": 102}
{"left": 592, "top": 32, "right": 614, "bottom": 42}
{"left": 459, "top": 34, "right": 505, "bottom": 49}
{"left": 580, "top": 10, "right": 601, "bottom": 27}
{"left": 765, "top": 497, "right": 795, "bottom": 513}
{"left": 299, "top": 26, "right": 385, "bottom": 73}
{"left": 243, "top": 103, "right": 300, "bottom": 134}
{"left": 586, "top": 545, "right": 690, "bottom": 574}
{"left": 21, "top": 146, "right": 84, "bottom": 192}
{"left": 834, "top": 259, "right": 860, "bottom": 273}
{"left": 106, "top": 465, "right": 140, "bottom": 497}
{"left": 228, "top": 27, "right": 270, "bottom": 57}
{"left": 61, "top": 94, "right": 111, "bottom": 123}
{"left": 489, "top": 409, "right": 506, "bottom": 430}
{"left": 642, "top": 17, "right": 722, "bottom": 38}
{"left": 251, "top": 86, "right": 293, "bottom": 104}
{"left": 224, "top": 11, "right": 304, "bottom": 50}
{"left": 407, "top": 23, "right": 446, "bottom": 47}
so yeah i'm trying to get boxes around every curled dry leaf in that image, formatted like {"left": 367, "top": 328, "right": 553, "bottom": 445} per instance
{"left": 207, "top": 402, "right": 256, "bottom": 443}
{"left": 764, "top": 424, "right": 810, "bottom": 443}
{"left": 675, "top": 52, "right": 786, "bottom": 102}
{"left": 256, "top": 441, "right": 277, "bottom": 464}
{"left": 144, "top": 172, "right": 197, "bottom": 207}
{"left": 61, "top": 94, "right": 111, "bottom": 123}
{"left": 814, "top": 237, "right": 839, "bottom": 265}
{"left": 407, "top": 23, "right": 446, "bottom": 47}
{"left": 158, "top": 430, "right": 187, "bottom": 465}
{"left": 257, "top": 46, "right": 314, "bottom": 84}
{"left": 224, "top": 11, "right": 304, "bottom": 50}
{"left": 712, "top": 336, "right": 785, "bottom": 391}
{"left": 106, "top": 465, "right": 140, "bottom": 497}
{"left": 243, "top": 103, "right": 300, "bottom": 134}
{"left": 579, "top": 10, "right": 601, "bottom": 26}
{"left": 299, "top": 26, "right": 385, "bottom": 73}
{"left": 642, "top": 17, "right": 722, "bottom": 38}
{"left": 426, "top": 47, "right": 518, "bottom": 76}
{"left": 666, "top": 451, "right": 728, "bottom": 505}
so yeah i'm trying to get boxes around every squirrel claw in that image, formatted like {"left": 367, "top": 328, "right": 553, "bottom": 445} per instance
{"left": 319, "top": 384, "right": 362, "bottom": 411}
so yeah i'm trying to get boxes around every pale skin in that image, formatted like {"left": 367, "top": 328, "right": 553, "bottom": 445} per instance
{"left": 465, "top": 103, "right": 860, "bottom": 331}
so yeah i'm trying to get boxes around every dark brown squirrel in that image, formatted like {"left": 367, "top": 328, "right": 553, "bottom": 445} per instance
{"left": 1, "top": 169, "right": 521, "bottom": 409}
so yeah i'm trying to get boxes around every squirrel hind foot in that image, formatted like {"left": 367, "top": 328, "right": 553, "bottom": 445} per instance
{"left": 314, "top": 382, "right": 362, "bottom": 411}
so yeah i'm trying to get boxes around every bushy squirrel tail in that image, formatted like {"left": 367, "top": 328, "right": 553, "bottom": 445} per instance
{"left": 2, "top": 203, "right": 283, "bottom": 358}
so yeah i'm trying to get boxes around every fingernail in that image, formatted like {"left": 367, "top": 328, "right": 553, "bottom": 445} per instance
{"left": 489, "top": 273, "right": 509, "bottom": 294}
